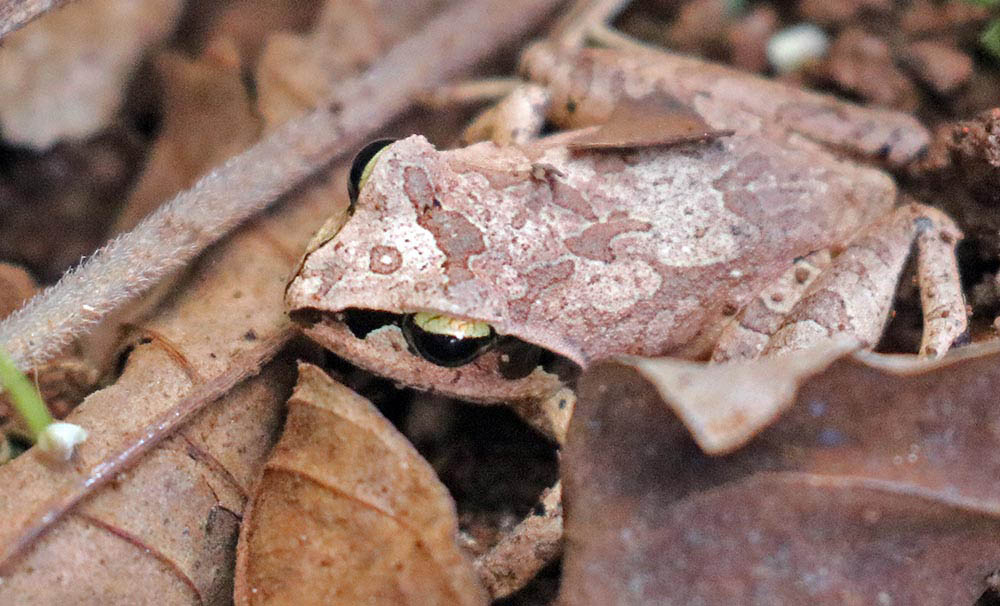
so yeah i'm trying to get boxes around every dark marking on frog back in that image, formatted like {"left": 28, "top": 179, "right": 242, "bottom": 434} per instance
{"left": 417, "top": 209, "right": 486, "bottom": 285}
{"left": 508, "top": 260, "right": 575, "bottom": 322}
{"left": 404, "top": 166, "right": 435, "bottom": 211}
{"left": 550, "top": 179, "right": 598, "bottom": 221}
{"left": 564, "top": 219, "right": 653, "bottom": 263}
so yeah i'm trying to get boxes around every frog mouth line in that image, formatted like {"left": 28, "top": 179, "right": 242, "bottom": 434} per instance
{"left": 291, "top": 307, "right": 565, "bottom": 380}
{"left": 342, "top": 308, "right": 552, "bottom": 378}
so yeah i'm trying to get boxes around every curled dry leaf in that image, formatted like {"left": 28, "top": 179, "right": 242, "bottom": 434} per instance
{"left": 562, "top": 342, "right": 1000, "bottom": 605}
{"left": 0, "top": 360, "right": 294, "bottom": 605}
{"left": 0, "top": 0, "right": 184, "bottom": 149}
{"left": 235, "top": 362, "right": 487, "bottom": 606}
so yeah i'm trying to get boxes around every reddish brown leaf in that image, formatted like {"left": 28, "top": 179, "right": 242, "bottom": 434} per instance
{"left": 562, "top": 343, "right": 1000, "bottom": 605}
{"left": 234, "top": 362, "right": 487, "bottom": 606}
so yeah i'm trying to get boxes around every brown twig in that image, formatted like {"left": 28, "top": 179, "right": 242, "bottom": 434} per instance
{"left": 0, "top": 0, "right": 566, "bottom": 376}
{"left": 0, "top": 0, "right": 72, "bottom": 39}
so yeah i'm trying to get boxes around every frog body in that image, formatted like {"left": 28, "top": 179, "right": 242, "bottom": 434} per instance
{"left": 288, "top": 127, "right": 894, "bottom": 372}
{"left": 285, "top": 44, "right": 963, "bottom": 406}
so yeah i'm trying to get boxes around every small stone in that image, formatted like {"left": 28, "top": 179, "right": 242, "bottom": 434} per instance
{"left": 902, "top": 41, "right": 973, "bottom": 94}
{"left": 767, "top": 24, "right": 829, "bottom": 74}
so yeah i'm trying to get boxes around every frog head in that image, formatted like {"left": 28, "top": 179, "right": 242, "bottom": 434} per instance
{"left": 286, "top": 135, "right": 583, "bottom": 403}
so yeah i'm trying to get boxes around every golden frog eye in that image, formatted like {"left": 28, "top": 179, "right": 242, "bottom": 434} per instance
{"left": 347, "top": 138, "right": 396, "bottom": 210}
{"left": 401, "top": 312, "right": 497, "bottom": 367}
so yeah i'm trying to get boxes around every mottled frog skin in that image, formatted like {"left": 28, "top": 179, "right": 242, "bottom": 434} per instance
{"left": 287, "top": 130, "right": 893, "bottom": 382}
{"left": 285, "top": 43, "right": 962, "bottom": 405}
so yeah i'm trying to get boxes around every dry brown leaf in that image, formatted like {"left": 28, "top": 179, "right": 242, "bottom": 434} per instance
{"left": 200, "top": 0, "right": 323, "bottom": 63}
{"left": 0, "top": 360, "right": 293, "bottom": 605}
{"left": 0, "top": 85, "right": 487, "bottom": 601}
{"left": 114, "top": 37, "right": 262, "bottom": 232}
{"left": 255, "top": 0, "right": 449, "bottom": 129}
{"left": 234, "top": 362, "right": 487, "bottom": 606}
{"left": 0, "top": 0, "right": 183, "bottom": 149}
{"left": 562, "top": 342, "right": 1000, "bottom": 605}
{"left": 0, "top": 153, "right": 343, "bottom": 573}
{"left": 0, "top": 262, "right": 37, "bottom": 320}
{"left": 566, "top": 92, "right": 733, "bottom": 150}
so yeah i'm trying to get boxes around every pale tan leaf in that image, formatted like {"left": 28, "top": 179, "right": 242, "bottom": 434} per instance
{"left": 114, "top": 37, "right": 261, "bottom": 232}
{"left": 255, "top": 0, "right": 450, "bottom": 129}
{"left": 235, "top": 362, "right": 487, "bottom": 606}
{"left": 0, "top": 0, "right": 184, "bottom": 149}
{"left": 0, "top": 361, "right": 294, "bottom": 605}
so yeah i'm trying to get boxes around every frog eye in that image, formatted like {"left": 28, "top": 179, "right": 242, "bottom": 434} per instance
{"left": 401, "top": 312, "right": 497, "bottom": 367}
{"left": 348, "top": 138, "right": 397, "bottom": 209}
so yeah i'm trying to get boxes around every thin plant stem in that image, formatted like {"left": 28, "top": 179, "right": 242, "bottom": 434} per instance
{"left": 0, "top": 347, "right": 51, "bottom": 439}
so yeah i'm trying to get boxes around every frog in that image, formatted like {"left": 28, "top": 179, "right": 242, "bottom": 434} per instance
{"left": 285, "top": 36, "right": 966, "bottom": 439}
{"left": 283, "top": 6, "right": 968, "bottom": 598}
{"left": 287, "top": 52, "right": 965, "bottom": 428}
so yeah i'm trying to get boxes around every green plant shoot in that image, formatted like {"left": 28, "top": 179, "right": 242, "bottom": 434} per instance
{"left": 0, "top": 346, "right": 52, "bottom": 440}
{"left": 982, "top": 18, "right": 1000, "bottom": 61}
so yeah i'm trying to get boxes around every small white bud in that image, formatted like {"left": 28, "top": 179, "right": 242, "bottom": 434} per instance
{"left": 36, "top": 422, "right": 88, "bottom": 462}
{"left": 767, "top": 24, "right": 829, "bottom": 74}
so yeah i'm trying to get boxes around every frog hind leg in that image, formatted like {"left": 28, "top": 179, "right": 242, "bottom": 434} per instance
{"left": 761, "top": 202, "right": 966, "bottom": 358}
{"left": 711, "top": 250, "right": 832, "bottom": 363}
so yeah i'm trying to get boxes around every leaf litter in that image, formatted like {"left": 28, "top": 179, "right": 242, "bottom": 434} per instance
{"left": 0, "top": 0, "right": 999, "bottom": 604}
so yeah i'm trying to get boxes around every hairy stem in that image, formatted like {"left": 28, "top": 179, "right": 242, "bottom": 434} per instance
{"left": 0, "top": 0, "right": 72, "bottom": 39}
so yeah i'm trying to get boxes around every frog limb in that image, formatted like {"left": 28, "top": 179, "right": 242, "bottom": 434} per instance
{"left": 915, "top": 212, "right": 967, "bottom": 357}
{"left": 460, "top": 83, "right": 551, "bottom": 146}
{"left": 415, "top": 78, "right": 523, "bottom": 109}
{"left": 764, "top": 203, "right": 966, "bottom": 358}
{"left": 711, "top": 251, "right": 832, "bottom": 363}
{"left": 520, "top": 37, "right": 929, "bottom": 167}
{"left": 509, "top": 386, "right": 575, "bottom": 445}
{"left": 474, "top": 480, "right": 563, "bottom": 600}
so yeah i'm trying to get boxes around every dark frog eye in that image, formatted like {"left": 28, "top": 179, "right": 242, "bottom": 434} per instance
{"left": 402, "top": 312, "right": 497, "bottom": 367}
{"left": 348, "top": 138, "right": 397, "bottom": 210}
